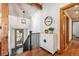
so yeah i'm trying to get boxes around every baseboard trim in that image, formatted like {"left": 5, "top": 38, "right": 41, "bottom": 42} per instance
{"left": 40, "top": 47, "right": 58, "bottom": 56}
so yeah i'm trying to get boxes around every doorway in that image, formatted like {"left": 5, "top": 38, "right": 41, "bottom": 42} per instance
{"left": 60, "top": 3, "right": 79, "bottom": 51}
{"left": 72, "top": 21, "right": 79, "bottom": 41}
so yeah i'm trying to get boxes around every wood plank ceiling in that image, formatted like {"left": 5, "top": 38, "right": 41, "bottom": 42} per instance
{"left": 9, "top": 3, "right": 42, "bottom": 19}
{"left": 28, "top": 3, "right": 42, "bottom": 10}
{"left": 65, "top": 4, "right": 79, "bottom": 21}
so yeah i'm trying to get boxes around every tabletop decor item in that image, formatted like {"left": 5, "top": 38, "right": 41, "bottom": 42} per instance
{"left": 48, "top": 27, "right": 54, "bottom": 33}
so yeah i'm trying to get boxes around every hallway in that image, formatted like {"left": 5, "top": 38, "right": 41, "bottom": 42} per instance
{"left": 54, "top": 39, "right": 79, "bottom": 56}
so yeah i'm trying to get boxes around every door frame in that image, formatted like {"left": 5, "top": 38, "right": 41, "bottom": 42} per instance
{"left": 1, "top": 3, "right": 9, "bottom": 56}
{"left": 60, "top": 3, "right": 79, "bottom": 51}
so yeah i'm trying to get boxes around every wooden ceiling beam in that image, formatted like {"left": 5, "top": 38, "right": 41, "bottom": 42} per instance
{"left": 29, "top": 3, "right": 42, "bottom": 10}
{"left": 61, "top": 3, "right": 79, "bottom": 10}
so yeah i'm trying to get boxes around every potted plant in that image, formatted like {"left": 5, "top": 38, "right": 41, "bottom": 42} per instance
{"left": 48, "top": 27, "right": 54, "bottom": 33}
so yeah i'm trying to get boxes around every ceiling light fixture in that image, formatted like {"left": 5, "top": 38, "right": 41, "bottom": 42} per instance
{"left": 74, "top": 5, "right": 78, "bottom": 8}
{"left": 75, "top": 11, "right": 79, "bottom": 14}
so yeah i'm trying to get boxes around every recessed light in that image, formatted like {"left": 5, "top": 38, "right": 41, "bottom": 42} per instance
{"left": 64, "top": 15, "right": 66, "bottom": 16}
{"left": 74, "top": 5, "right": 78, "bottom": 8}
{"left": 75, "top": 11, "right": 79, "bottom": 14}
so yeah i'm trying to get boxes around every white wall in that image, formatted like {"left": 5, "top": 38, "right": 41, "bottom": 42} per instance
{"left": 31, "top": 10, "right": 42, "bottom": 33}
{"left": 73, "top": 22, "right": 79, "bottom": 36}
{"left": 41, "top": 3, "right": 68, "bottom": 50}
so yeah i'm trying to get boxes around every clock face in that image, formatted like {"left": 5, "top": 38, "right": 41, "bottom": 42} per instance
{"left": 44, "top": 16, "right": 52, "bottom": 26}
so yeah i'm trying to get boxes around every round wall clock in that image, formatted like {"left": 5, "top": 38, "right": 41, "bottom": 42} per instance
{"left": 44, "top": 16, "right": 53, "bottom": 26}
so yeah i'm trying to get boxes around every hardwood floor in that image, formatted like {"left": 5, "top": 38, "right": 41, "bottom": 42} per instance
{"left": 17, "top": 39, "right": 79, "bottom": 56}
{"left": 17, "top": 48, "right": 52, "bottom": 56}
{"left": 54, "top": 39, "right": 79, "bottom": 56}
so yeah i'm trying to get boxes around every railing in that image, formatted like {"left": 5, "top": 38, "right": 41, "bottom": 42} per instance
{"left": 31, "top": 33, "right": 40, "bottom": 49}
{"left": 23, "top": 32, "right": 40, "bottom": 52}
{"left": 11, "top": 31, "right": 40, "bottom": 55}
{"left": 23, "top": 31, "right": 32, "bottom": 52}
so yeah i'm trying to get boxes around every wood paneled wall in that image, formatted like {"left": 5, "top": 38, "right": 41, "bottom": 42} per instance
{"left": 1, "top": 3, "right": 8, "bottom": 56}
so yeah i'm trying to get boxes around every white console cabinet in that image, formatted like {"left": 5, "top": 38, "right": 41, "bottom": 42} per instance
{"left": 40, "top": 33, "right": 58, "bottom": 54}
